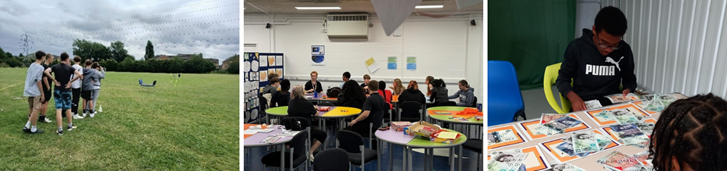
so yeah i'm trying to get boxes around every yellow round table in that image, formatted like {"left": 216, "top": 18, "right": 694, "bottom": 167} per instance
{"left": 316, "top": 106, "right": 361, "bottom": 149}
{"left": 265, "top": 106, "right": 362, "bottom": 149}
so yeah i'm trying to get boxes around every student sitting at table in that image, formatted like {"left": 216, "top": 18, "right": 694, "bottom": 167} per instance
{"left": 360, "top": 74, "right": 371, "bottom": 89}
{"left": 340, "top": 71, "right": 351, "bottom": 89}
{"left": 337, "top": 80, "right": 366, "bottom": 109}
{"left": 398, "top": 80, "right": 426, "bottom": 105}
{"left": 305, "top": 71, "right": 323, "bottom": 94}
{"left": 261, "top": 73, "right": 280, "bottom": 94}
{"left": 448, "top": 80, "right": 475, "bottom": 107}
{"left": 287, "top": 85, "right": 328, "bottom": 161}
{"left": 425, "top": 76, "right": 435, "bottom": 97}
{"left": 429, "top": 79, "right": 449, "bottom": 106}
{"left": 346, "top": 80, "right": 387, "bottom": 136}
{"left": 378, "top": 81, "right": 393, "bottom": 111}
{"left": 389, "top": 78, "right": 405, "bottom": 95}
{"left": 270, "top": 79, "right": 291, "bottom": 107}
{"left": 650, "top": 93, "right": 727, "bottom": 171}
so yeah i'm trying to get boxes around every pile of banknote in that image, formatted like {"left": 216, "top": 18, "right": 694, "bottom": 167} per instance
{"left": 556, "top": 131, "right": 614, "bottom": 158}
{"left": 593, "top": 108, "right": 649, "bottom": 124}
{"left": 639, "top": 94, "right": 681, "bottom": 112}
{"left": 536, "top": 114, "right": 584, "bottom": 136}
{"left": 487, "top": 151, "right": 528, "bottom": 171}
{"left": 609, "top": 123, "right": 653, "bottom": 148}
{"left": 597, "top": 151, "right": 653, "bottom": 171}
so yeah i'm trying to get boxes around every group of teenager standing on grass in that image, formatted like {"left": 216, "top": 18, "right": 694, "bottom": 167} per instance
{"left": 258, "top": 70, "right": 476, "bottom": 162}
{"left": 22, "top": 50, "right": 105, "bottom": 135}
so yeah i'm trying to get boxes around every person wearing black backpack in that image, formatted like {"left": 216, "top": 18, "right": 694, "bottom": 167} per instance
{"left": 287, "top": 85, "right": 327, "bottom": 161}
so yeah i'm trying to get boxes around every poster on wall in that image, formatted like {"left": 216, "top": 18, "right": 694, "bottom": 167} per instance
{"left": 366, "top": 57, "right": 380, "bottom": 73}
{"left": 268, "top": 56, "right": 276, "bottom": 66}
{"left": 259, "top": 55, "right": 268, "bottom": 67}
{"left": 312, "top": 45, "right": 325, "bottom": 66}
{"left": 407, "top": 56, "right": 417, "bottom": 70}
{"left": 387, "top": 56, "right": 397, "bottom": 70}
{"left": 312, "top": 55, "right": 325, "bottom": 66}
{"left": 312, "top": 45, "right": 325, "bottom": 55}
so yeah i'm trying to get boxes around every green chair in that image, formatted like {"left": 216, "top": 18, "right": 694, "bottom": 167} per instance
{"left": 543, "top": 63, "right": 571, "bottom": 114}
{"left": 544, "top": 63, "right": 625, "bottom": 114}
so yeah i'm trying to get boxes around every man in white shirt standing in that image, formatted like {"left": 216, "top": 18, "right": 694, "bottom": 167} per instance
{"left": 70, "top": 56, "right": 84, "bottom": 119}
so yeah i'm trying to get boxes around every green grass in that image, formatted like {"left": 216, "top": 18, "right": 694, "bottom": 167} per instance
{"left": 0, "top": 68, "right": 239, "bottom": 170}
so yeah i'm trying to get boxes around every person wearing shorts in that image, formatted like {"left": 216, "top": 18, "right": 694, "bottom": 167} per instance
{"left": 39, "top": 54, "right": 54, "bottom": 123}
{"left": 81, "top": 59, "right": 101, "bottom": 118}
{"left": 44, "top": 52, "right": 83, "bottom": 135}
{"left": 22, "top": 51, "right": 48, "bottom": 134}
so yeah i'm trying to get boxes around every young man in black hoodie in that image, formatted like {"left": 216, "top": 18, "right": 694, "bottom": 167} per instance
{"left": 557, "top": 6, "right": 637, "bottom": 112}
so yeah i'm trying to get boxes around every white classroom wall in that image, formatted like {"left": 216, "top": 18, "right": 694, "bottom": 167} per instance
{"left": 617, "top": 0, "right": 727, "bottom": 97}
{"left": 244, "top": 13, "right": 484, "bottom": 100}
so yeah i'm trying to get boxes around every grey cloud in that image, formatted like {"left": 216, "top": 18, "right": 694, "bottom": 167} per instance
{"left": 0, "top": 0, "right": 239, "bottom": 62}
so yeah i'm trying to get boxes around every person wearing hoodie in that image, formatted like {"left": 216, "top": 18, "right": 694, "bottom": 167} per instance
{"left": 91, "top": 62, "right": 105, "bottom": 115}
{"left": 429, "top": 79, "right": 449, "bottom": 106}
{"left": 448, "top": 80, "right": 475, "bottom": 107}
{"left": 81, "top": 60, "right": 102, "bottom": 118}
{"left": 397, "top": 80, "right": 426, "bottom": 105}
{"left": 261, "top": 73, "right": 279, "bottom": 95}
{"left": 556, "top": 6, "right": 636, "bottom": 112}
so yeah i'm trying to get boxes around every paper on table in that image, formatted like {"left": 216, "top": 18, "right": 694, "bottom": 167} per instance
{"left": 437, "top": 132, "right": 458, "bottom": 139}
{"left": 243, "top": 130, "right": 260, "bottom": 134}
{"left": 488, "top": 146, "right": 551, "bottom": 171}
{"left": 257, "top": 129, "right": 274, "bottom": 133}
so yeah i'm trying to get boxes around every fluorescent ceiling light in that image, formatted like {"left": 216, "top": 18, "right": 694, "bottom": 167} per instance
{"left": 295, "top": 7, "right": 341, "bottom": 10}
{"left": 415, "top": 5, "right": 443, "bottom": 9}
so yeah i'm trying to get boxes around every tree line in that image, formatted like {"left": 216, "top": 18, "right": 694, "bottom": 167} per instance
{"left": 0, "top": 39, "right": 239, "bottom": 74}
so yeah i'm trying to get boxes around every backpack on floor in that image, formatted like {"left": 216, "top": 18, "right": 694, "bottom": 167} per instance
{"left": 327, "top": 87, "right": 342, "bottom": 98}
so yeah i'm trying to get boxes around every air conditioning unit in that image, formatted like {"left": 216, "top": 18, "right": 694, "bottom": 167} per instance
{"left": 326, "top": 14, "right": 369, "bottom": 40}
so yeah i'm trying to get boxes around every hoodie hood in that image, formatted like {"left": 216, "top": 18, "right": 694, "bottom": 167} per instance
{"left": 463, "top": 87, "right": 474, "bottom": 94}
{"left": 580, "top": 29, "right": 599, "bottom": 51}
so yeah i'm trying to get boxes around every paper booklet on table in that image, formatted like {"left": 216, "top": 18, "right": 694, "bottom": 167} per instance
{"left": 537, "top": 129, "right": 620, "bottom": 164}
{"left": 488, "top": 145, "right": 552, "bottom": 171}
{"left": 488, "top": 125, "right": 528, "bottom": 150}
{"left": 518, "top": 113, "right": 591, "bottom": 141}
{"left": 585, "top": 103, "right": 650, "bottom": 127}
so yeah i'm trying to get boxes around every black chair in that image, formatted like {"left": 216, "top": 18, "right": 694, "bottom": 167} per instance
{"left": 337, "top": 130, "right": 380, "bottom": 171}
{"left": 259, "top": 95, "right": 269, "bottom": 124}
{"left": 471, "top": 96, "right": 478, "bottom": 108}
{"left": 261, "top": 129, "right": 310, "bottom": 171}
{"left": 360, "top": 112, "right": 384, "bottom": 149}
{"left": 399, "top": 101, "right": 422, "bottom": 122}
{"left": 462, "top": 139, "right": 483, "bottom": 170}
{"left": 438, "top": 101, "right": 457, "bottom": 106}
{"left": 314, "top": 149, "right": 350, "bottom": 171}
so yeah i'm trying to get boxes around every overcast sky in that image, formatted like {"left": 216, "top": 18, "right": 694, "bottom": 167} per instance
{"left": 0, "top": 0, "right": 239, "bottom": 64}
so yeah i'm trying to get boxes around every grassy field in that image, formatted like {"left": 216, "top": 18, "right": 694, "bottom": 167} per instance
{"left": 0, "top": 68, "right": 239, "bottom": 170}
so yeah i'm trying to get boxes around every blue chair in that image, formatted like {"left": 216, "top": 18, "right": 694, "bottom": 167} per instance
{"left": 139, "top": 79, "right": 157, "bottom": 88}
{"left": 487, "top": 60, "right": 526, "bottom": 126}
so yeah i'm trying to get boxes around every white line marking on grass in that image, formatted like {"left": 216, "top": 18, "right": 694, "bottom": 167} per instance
{"left": 0, "top": 82, "right": 23, "bottom": 91}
